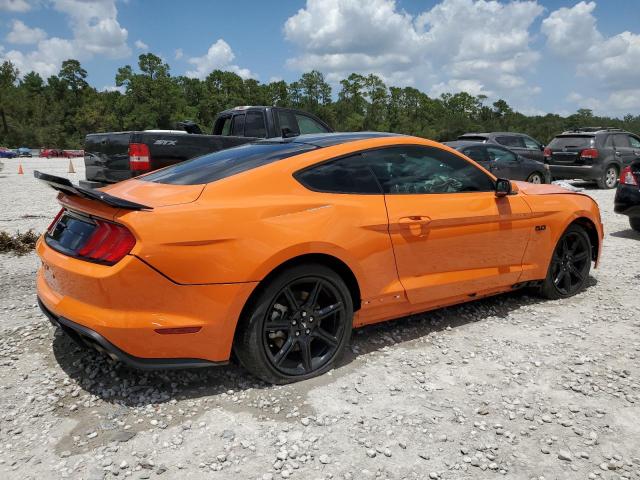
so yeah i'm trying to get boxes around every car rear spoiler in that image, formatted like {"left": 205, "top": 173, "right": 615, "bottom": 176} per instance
{"left": 34, "top": 171, "right": 152, "bottom": 211}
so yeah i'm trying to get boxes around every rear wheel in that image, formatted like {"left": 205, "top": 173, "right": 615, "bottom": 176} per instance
{"left": 539, "top": 224, "right": 592, "bottom": 299}
{"left": 527, "top": 172, "right": 544, "bottom": 184}
{"left": 234, "top": 264, "right": 353, "bottom": 384}
{"left": 630, "top": 217, "right": 640, "bottom": 232}
{"left": 597, "top": 165, "right": 618, "bottom": 189}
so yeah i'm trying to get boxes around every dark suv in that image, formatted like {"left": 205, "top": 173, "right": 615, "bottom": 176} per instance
{"left": 457, "top": 132, "right": 545, "bottom": 162}
{"left": 544, "top": 127, "right": 640, "bottom": 189}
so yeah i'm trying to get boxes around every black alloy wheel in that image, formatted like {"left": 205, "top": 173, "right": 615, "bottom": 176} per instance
{"left": 540, "top": 225, "right": 592, "bottom": 299}
{"left": 235, "top": 264, "right": 352, "bottom": 384}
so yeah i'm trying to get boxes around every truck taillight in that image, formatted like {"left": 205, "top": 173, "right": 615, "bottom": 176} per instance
{"left": 77, "top": 219, "right": 136, "bottom": 265}
{"left": 580, "top": 148, "right": 599, "bottom": 159}
{"left": 129, "top": 143, "right": 150, "bottom": 171}
{"left": 620, "top": 166, "right": 638, "bottom": 186}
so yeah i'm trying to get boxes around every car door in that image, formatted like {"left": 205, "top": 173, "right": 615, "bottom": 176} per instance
{"left": 486, "top": 146, "right": 523, "bottom": 180}
{"left": 364, "top": 145, "right": 534, "bottom": 307}
{"left": 626, "top": 134, "right": 640, "bottom": 163}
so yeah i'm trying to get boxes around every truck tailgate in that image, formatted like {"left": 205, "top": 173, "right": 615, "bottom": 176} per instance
{"left": 85, "top": 132, "right": 132, "bottom": 184}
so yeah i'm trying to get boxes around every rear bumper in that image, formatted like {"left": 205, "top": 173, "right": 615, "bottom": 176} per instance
{"left": 614, "top": 184, "right": 640, "bottom": 217}
{"left": 549, "top": 164, "right": 603, "bottom": 181}
{"left": 38, "top": 298, "right": 220, "bottom": 369}
{"left": 36, "top": 237, "right": 258, "bottom": 366}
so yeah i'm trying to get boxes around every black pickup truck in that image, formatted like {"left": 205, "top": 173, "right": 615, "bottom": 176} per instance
{"left": 80, "top": 106, "right": 332, "bottom": 188}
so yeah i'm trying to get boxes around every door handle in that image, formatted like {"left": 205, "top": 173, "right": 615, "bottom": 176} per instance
{"left": 615, "top": 151, "right": 622, "bottom": 156}
{"left": 398, "top": 216, "right": 431, "bottom": 225}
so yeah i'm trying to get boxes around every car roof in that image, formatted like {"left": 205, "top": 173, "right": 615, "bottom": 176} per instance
{"left": 460, "top": 132, "right": 526, "bottom": 137}
{"left": 443, "top": 140, "right": 488, "bottom": 149}
{"left": 258, "top": 132, "right": 404, "bottom": 148}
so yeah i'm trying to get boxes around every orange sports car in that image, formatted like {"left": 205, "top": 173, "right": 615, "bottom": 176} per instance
{"left": 35, "top": 133, "right": 603, "bottom": 383}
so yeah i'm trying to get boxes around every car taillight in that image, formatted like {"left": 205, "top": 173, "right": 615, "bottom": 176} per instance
{"left": 129, "top": 143, "right": 150, "bottom": 171}
{"left": 47, "top": 208, "right": 64, "bottom": 234}
{"left": 77, "top": 219, "right": 136, "bottom": 264}
{"left": 580, "top": 148, "right": 599, "bottom": 159}
{"left": 543, "top": 147, "right": 552, "bottom": 158}
{"left": 620, "top": 166, "right": 638, "bottom": 186}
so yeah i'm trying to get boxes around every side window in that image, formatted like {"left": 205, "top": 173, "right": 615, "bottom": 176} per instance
{"left": 244, "top": 111, "right": 267, "bottom": 138}
{"left": 604, "top": 135, "right": 614, "bottom": 148}
{"left": 295, "top": 154, "right": 381, "bottom": 194}
{"left": 295, "top": 114, "right": 328, "bottom": 134}
{"left": 363, "top": 146, "right": 495, "bottom": 194}
{"left": 628, "top": 135, "right": 640, "bottom": 149}
{"left": 277, "top": 111, "right": 300, "bottom": 136}
{"left": 496, "top": 136, "right": 525, "bottom": 148}
{"left": 523, "top": 137, "right": 540, "bottom": 150}
{"left": 216, "top": 116, "right": 232, "bottom": 136}
{"left": 231, "top": 114, "right": 245, "bottom": 136}
{"left": 463, "top": 146, "right": 489, "bottom": 163}
{"left": 487, "top": 147, "right": 517, "bottom": 163}
{"left": 613, "top": 134, "right": 630, "bottom": 148}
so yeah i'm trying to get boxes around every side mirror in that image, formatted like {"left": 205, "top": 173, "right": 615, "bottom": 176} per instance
{"left": 495, "top": 178, "right": 512, "bottom": 197}
{"left": 540, "top": 144, "right": 545, "bottom": 151}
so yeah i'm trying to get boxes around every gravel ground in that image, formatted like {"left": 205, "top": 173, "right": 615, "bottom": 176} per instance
{"left": 1, "top": 159, "right": 639, "bottom": 480}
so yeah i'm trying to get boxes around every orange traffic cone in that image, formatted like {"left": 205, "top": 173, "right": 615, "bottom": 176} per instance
{"left": 18, "top": 163, "right": 24, "bottom": 175}
{"left": 67, "top": 159, "right": 75, "bottom": 174}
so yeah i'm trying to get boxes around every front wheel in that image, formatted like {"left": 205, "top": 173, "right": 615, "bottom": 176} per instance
{"left": 527, "top": 172, "right": 544, "bottom": 184}
{"left": 597, "top": 165, "right": 618, "bottom": 189}
{"left": 234, "top": 264, "right": 353, "bottom": 384}
{"left": 630, "top": 217, "right": 640, "bottom": 232}
{"left": 539, "top": 225, "right": 592, "bottom": 299}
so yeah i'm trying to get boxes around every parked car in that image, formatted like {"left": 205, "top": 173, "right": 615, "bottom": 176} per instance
{"left": 614, "top": 161, "right": 640, "bottom": 232}
{"left": 35, "top": 132, "right": 603, "bottom": 383}
{"left": 544, "top": 127, "right": 640, "bottom": 189}
{"left": 0, "top": 147, "right": 17, "bottom": 158}
{"left": 457, "top": 132, "right": 545, "bottom": 162}
{"left": 445, "top": 141, "right": 550, "bottom": 183}
{"left": 82, "top": 106, "right": 332, "bottom": 188}
{"left": 41, "top": 148, "right": 64, "bottom": 158}
{"left": 63, "top": 150, "right": 84, "bottom": 158}
{"left": 17, "top": 147, "right": 32, "bottom": 157}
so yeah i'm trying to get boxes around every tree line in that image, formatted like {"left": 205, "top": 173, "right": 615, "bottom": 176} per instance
{"left": 1, "top": 53, "right": 639, "bottom": 149}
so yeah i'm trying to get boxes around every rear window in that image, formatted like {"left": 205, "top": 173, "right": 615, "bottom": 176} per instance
{"left": 142, "top": 142, "right": 317, "bottom": 185}
{"left": 548, "top": 135, "right": 595, "bottom": 149}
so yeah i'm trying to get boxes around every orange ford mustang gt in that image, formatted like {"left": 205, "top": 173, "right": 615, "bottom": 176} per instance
{"left": 35, "top": 133, "right": 603, "bottom": 383}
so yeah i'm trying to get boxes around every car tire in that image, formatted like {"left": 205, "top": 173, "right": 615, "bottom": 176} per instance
{"left": 527, "top": 172, "right": 544, "bottom": 184}
{"left": 630, "top": 217, "right": 640, "bottom": 233}
{"left": 596, "top": 165, "right": 618, "bottom": 189}
{"left": 539, "top": 224, "right": 592, "bottom": 300}
{"left": 234, "top": 263, "right": 353, "bottom": 384}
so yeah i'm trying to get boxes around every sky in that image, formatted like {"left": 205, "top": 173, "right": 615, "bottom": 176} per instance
{"left": 1, "top": 0, "right": 639, "bottom": 117}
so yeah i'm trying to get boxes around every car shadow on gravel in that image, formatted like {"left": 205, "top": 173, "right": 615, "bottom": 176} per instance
{"left": 609, "top": 228, "right": 640, "bottom": 240}
{"left": 51, "top": 277, "right": 598, "bottom": 407}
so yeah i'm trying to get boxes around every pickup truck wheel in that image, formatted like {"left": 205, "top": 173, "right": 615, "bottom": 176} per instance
{"left": 597, "top": 165, "right": 618, "bottom": 189}
{"left": 527, "top": 172, "right": 543, "bottom": 184}
{"left": 630, "top": 217, "right": 640, "bottom": 232}
{"left": 234, "top": 264, "right": 353, "bottom": 384}
{"left": 539, "top": 224, "right": 591, "bottom": 299}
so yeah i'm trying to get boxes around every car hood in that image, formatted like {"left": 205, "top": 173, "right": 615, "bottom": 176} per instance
{"left": 101, "top": 178, "right": 206, "bottom": 207}
{"left": 513, "top": 181, "right": 586, "bottom": 196}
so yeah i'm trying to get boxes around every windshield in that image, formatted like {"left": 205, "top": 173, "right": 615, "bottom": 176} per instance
{"left": 548, "top": 135, "right": 595, "bottom": 149}
{"left": 142, "top": 142, "right": 317, "bottom": 185}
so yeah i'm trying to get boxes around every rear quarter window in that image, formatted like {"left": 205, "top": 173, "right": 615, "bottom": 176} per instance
{"left": 142, "top": 143, "right": 316, "bottom": 185}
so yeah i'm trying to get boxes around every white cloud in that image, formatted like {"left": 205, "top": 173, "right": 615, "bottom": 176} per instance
{"left": 542, "top": 1, "right": 640, "bottom": 114}
{"left": 134, "top": 39, "right": 149, "bottom": 50}
{"left": 6, "top": 20, "right": 47, "bottom": 45}
{"left": 102, "top": 84, "right": 125, "bottom": 93}
{"left": 174, "top": 48, "right": 183, "bottom": 60}
{"left": 0, "top": 0, "right": 31, "bottom": 12}
{"left": 1, "top": 0, "right": 130, "bottom": 78}
{"left": 284, "top": 0, "right": 544, "bottom": 106}
{"left": 185, "top": 39, "right": 254, "bottom": 79}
